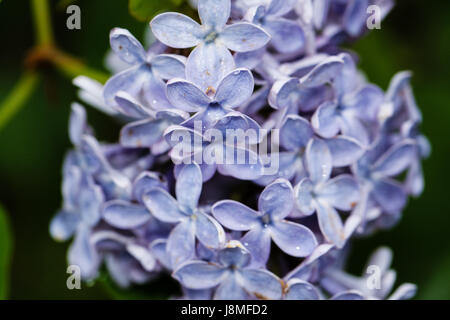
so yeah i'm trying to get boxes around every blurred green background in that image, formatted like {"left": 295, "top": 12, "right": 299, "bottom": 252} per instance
{"left": 0, "top": 0, "right": 449, "bottom": 299}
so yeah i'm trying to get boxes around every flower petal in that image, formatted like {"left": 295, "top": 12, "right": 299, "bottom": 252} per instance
{"left": 372, "top": 140, "right": 415, "bottom": 177}
{"left": 103, "top": 200, "right": 151, "bottom": 229}
{"left": 166, "top": 79, "right": 210, "bottom": 112}
{"left": 215, "top": 69, "right": 254, "bottom": 108}
{"left": 150, "top": 12, "right": 201, "bottom": 48}
{"left": 186, "top": 42, "right": 235, "bottom": 92}
{"left": 270, "top": 220, "right": 317, "bottom": 257}
{"left": 143, "top": 188, "right": 186, "bottom": 223}
{"left": 311, "top": 101, "right": 340, "bottom": 138}
{"left": 294, "top": 178, "right": 316, "bottom": 216}
{"left": 133, "top": 171, "right": 167, "bottom": 203}
{"left": 103, "top": 65, "right": 149, "bottom": 106}
{"left": 239, "top": 269, "right": 283, "bottom": 300}
{"left": 372, "top": 179, "right": 407, "bottom": 214}
{"left": 167, "top": 219, "right": 196, "bottom": 266}
{"left": 300, "top": 55, "right": 344, "bottom": 88}
{"left": 331, "top": 290, "right": 365, "bottom": 300}
{"left": 258, "top": 179, "right": 294, "bottom": 219}
{"left": 110, "top": 28, "right": 146, "bottom": 64}
{"left": 176, "top": 163, "right": 203, "bottom": 212}
{"left": 285, "top": 279, "right": 321, "bottom": 300}
{"left": 316, "top": 201, "right": 346, "bottom": 248}
{"left": 198, "top": 0, "right": 231, "bottom": 28}
{"left": 195, "top": 212, "right": 225, "bottom": 248}
{"left": 326, "top": 136, "right": 365, "bottom": 167}
{"left": 69, "top": 103, "right": 87, "bottom": 146}
{"left": 214, "top": 275, "right": 248, "bottom": 300}
{"left": 212, "top": 200, "right": 260, "bottom": 231}
{"left": 343, "top": 0, "right": 369, "bottom": 37}
{"left": 114, "top": 91, "right": 153, "bottom": 118}
{"left": 241, "top": 227, "right": 271, "bottom": 268}
{"left": 305, "top": 138, "right": 332, "bottom": 183}
{"left": 173, "top": 261, "right": 227, "bottom": 289}
{"left": 218, "top": 147, "right": 264, "bottom": 180}
{"left": 151, "top": 54, "right": 186, "bottom": 80}
{"left": 280, "top": 114, "right": 314, "bottom": 151}
{"left": 221, "top": 22, "right": 270, "bottom": 52}
{"left": 264, "top": 18, "right": 305, "bottom": 53}
{"left": 120, "top": 118, "right": 166, "bottom": 148}
{"left": 318, "top": 174, "right": 360, "bottom": 211}
{"left": 68, "top": 227, "right": 99, "bottom": 280}
{"left": 49, "top": 211, "right": 80, "bottom": 242}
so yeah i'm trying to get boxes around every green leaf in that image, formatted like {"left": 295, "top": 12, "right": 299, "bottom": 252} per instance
{"left": 0, "top": 204, "right": 13, "bottom": 299}
{"left": 128, "top": 0, "right": 187, "bottom": 22}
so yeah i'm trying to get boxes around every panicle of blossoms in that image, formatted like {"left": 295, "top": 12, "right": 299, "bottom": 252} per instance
{"left": 50, "top": 0, "right": 429, "bottom": 300}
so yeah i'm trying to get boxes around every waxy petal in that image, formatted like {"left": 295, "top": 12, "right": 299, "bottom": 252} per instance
{"left": 186, "top": 42, "right": 235, "bottom": 93}
{"left": 143, "top": 188, "right": 186, "bottom": 223}
{"left": 215, "top": 69, "right": 254, "bottom": 108}
{"left": 198, "top": 0, "right": 231, "bottom": 28}
{"left": 221, "top": 23, "right": 270, "bottom": 52}
{"left": 239, "top": 269, "right": 283, "bottom": 300}
{"left": 270, "top": 220, "right": 317, "bottom": 257}
{"left": 280, "top": 115, "right": 314, "bottom": 151}
{"left": 103, "top": 200, "right": 151, "bottom": 229}
{"left": 212, "top": 200, "right": 260, "bottom": 231}
{"left": 167, "top": 219, "right": 196, "bottom": 266}
{"left": 305, "top": 138, "right": 332, "bottom": 184}
{"left": 173, "top": 261, "right": 227, "bottom": 289}
{"left": 166, "top": 79, "right": 210, "bottom": 112}
{"left": 110, "top": 28, "right": 146, "bottom": 65}
{"left": 176, "top": 163, "right": 203, "bottom": 212}
{"left": 258, "top": 179, "right": 294, "bottom": 219}
{"left": 150, "top": 12, "right": 201, "bottom": 48}
{"left": 195, "top": 212, "right": 225, "bottom": 249}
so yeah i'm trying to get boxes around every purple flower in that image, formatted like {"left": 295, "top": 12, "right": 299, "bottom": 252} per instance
{"left": 166, "top": 68, "right": 256, "bottom": 131}
{"left": 151, "top": 0, "right": 270, "bottom": 92}
{"left": 103, "top": 28, "right": 186, "bottom": 109}
{"left": 269, "top": 54, "right": 344, "bottom": 113}
{"left": 245, "top": 0, "right": 305, "bottom": 53}
{"left": 173, "top": 241, "right": 283, "bottom": 299}
{"left": 143, "top": 163, "right": 225, "bottom": 267}
{"left": 213, "top": 179, "right": 317, "bottom": 267}
{"left": 294, "top": 138, "right": 360, "bottom": 247}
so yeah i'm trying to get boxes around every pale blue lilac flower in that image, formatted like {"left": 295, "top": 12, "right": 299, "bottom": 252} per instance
{"left": 165, "top": 112, "right": 263, "bottom": 181}
{"left": 256, "top": 113, "right": 364, "bottom": 186}
{"left": 245, "top": 0, "right": 305, "bottom": 54}
{"left": 269, "top": 54, "right": 344, "bottom": 113}
{"left": 294, "top": 138, "right": 360, "bottom": 247}
{"left": 103, "top": 28, "right": 186, "bottom": 109}
{"left": 352, "top": 138, "right": 416, "bottom": 218}
{"left": 312, "top": 53, "right": 384, "bottom": 146}
{"left": 213, "top": 179, "right": 317, "bottom": 267}
{"left": 166, "top": 68, "right": 256, "bottom": 132}
{"left": 115, "top": 92, "right": 189, "bottom": 154}
{"left": 143, "top": 163, "right": 225, "bottom": 267}
{"left": 173, "top": 240, "right": 283, "bottom": 299}
{"left": 51, "top": 0, "right": 426, "bottom": 300}
{"left": 151, "top": 0, "right": 270, "bottom": 92}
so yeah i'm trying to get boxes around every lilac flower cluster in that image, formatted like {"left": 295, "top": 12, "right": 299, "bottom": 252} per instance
{"left": 51, "top": 0, "right": 428, "bottom": 299}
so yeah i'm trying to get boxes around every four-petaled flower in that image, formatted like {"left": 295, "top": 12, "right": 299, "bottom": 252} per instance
{"left": 173, "top": 240, "right": 283, "bottom": 300}
{"left": 213, "top": 179, "right": 317, "bottom": 267}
